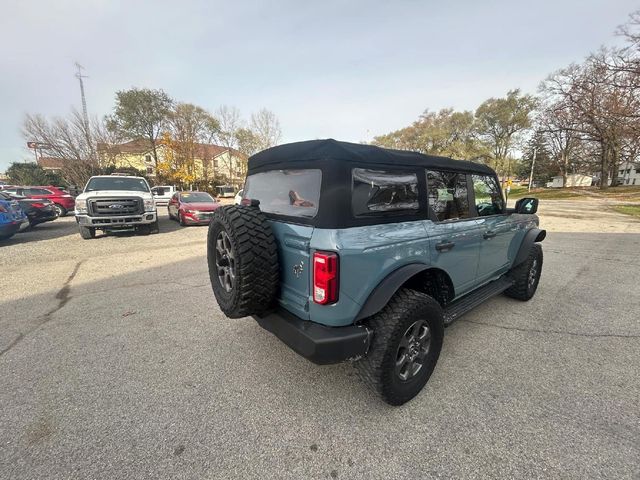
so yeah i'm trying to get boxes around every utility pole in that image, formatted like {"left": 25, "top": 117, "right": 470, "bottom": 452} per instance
{"left": 75, "top": 62, "right": 90, "bottom": 131}
{"left": 528, "top": 146, "right": 537, "bottom": 192}
{"left": 75, "top": 62, "right": 95, "bottom": 171}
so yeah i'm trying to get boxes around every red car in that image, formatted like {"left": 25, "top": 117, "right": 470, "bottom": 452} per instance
{"left": 2, "top": 185, "right": 75, "bottom": 217}
{"left": 168, "top": 191, "right": 221, "bottom": 225}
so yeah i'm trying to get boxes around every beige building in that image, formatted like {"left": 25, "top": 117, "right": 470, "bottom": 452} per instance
{"left": 97, "top": 139, "right": 247, "bottom": 186}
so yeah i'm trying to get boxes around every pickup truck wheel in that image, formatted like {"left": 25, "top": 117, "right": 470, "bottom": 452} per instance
{"left": 207, "top": 205, "right": 279, "bottom": 318}
{"left": 355, "top": 289, "right": 444, "bottom": 406}
{"left": 149, "top": 220, "right": 159, "bottom": 234}
{"left": 504, "top": 244, "right": 543, "bottom": 301}
{"left": 78, "top": 226, "right": 95, "bottom": 239}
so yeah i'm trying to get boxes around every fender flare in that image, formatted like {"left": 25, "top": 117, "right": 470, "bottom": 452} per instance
{"left": 355, "top": 264, "right": 430, "bottom": 322}
{"left": 513, "top": 228, "right": 546, "bottom": 268}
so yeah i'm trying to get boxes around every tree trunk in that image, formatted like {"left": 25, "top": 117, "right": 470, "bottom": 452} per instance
{"left": 599, "top": 143, "right": 609, "bottom": 190}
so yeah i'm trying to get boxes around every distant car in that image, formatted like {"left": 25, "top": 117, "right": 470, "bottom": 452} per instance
{"left": 215, "top": 185, "right": 236, "bottom": 198}
{"left": 0, "top": 194, "right": 28, "bottom": 241}
{"left": 0, "top": 192, "right": 58, "bottom": 227}
{"left": 234, "top": 189, "right": 244, "bottom": 205}
{"left": 151, "top": 185, "right": 178, "bottom": 206}
{"left": 3, "top": 185, "right": 75, "bottom": 217}
{"left": 168, "top": 191, "right": 221, "bottom": 226}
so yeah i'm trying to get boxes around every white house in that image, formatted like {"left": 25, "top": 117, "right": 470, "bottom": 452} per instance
{"left": 549, "top": 174, "right": 593, "bottom": 188}
{"left": 617, "top": 161, "right": 640, "bottom": 186}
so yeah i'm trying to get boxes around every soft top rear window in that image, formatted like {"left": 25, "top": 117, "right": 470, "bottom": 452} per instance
{"left": 244, "top": 169, "right": 322, "bottom": 218}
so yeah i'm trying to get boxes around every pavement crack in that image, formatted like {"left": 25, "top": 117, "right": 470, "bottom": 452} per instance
{"left": 459, "top": 319, "right": 640, "bottom": 339}
{"left": 0, "top": 260, "right": 84, "bottom": 358}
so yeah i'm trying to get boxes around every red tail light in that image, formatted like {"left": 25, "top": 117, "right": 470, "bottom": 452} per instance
{"left": 313, "top": 251, "right": 339, "bottom": 305}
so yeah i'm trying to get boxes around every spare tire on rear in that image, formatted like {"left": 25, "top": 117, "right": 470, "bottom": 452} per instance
{"left": 207, "top": 205, "right": 279, "bottom": 318}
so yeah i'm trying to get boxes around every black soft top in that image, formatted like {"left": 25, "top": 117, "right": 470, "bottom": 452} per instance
{"left": 248, "top": 139, "right": 495, "bottom": 175}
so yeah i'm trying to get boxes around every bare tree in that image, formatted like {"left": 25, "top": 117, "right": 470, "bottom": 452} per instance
{"left": 249, "top": 108, "right": 282, "bottom": 151}
{"left": 22, "top": 109, "right": 106, "bottom": 186}
{"left": 215, "top": 105, "right": 243, "bottom": 186}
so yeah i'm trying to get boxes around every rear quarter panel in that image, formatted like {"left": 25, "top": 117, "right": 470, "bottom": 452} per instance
{"left": 309, "top": 221, "right": 430, "bottom": 327}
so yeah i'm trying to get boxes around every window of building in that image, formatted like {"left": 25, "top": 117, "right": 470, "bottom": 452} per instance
{"left": 146, "top": 166, "right": 154, "bottom": 174}
{"left": 145, "top": 155, "right": 152, "bottom": 163}
{"left": 426, "top": 170, "right": 470, "bottom": 221}
{"left": 352, "top": 169, "right": 419, "bottom": 216}
{"left": 472, "top": 174, "right": 505, "bottom": 216}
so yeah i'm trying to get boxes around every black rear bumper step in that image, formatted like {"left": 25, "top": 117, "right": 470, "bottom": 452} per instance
{"left": 443, "top": 276, "right": 514, "bottom": 326}
{"left": 254, "top": 310, "right": 372, "bottom": 365}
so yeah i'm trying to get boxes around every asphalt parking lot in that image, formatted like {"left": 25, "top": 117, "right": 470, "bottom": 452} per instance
{"left": 1, "top": 203, "right": 639, "bottom": 479}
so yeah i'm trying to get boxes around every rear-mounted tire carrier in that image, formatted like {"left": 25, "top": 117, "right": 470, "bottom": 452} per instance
{"left": 207, "top": 205, "right": 279, "bottom": 318}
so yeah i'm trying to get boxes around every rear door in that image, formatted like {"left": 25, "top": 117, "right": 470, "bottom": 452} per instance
{"left": 425, "top": 170, "right": 483, "bottom": 298}
{"left": 243, "top": 168, "right": 322, "bottom": 320}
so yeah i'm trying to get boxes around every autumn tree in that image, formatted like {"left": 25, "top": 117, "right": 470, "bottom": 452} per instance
{"left": 373, "top": 108, "right": 490, "bottom": 160}
{"left": 474, "top": 89, "right": 537, "bottom": 180}
{"left": 106, "top": 88, "right": 173, "bottom": 169}
{"left": 165, "top": 103, "right": 219, "bottom": 186}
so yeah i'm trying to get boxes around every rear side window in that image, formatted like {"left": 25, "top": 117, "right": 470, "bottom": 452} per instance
{"left": 426, "top": 170, "right": 470, "bottom": 221}
{"left": 472, "top": 174, "right": 505, "bottom": 216}
{"left": 352, "top": 169, "right": 419, "bottom": 216}
{"left": 244, "top": 169, "right": 322, "bottom": 218}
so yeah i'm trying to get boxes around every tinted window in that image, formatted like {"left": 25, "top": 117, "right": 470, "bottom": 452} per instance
{"left": 85, "top": 177, "right": 150, "bottom": 192}
{"left": 352, "top": 169, "right": 419, "bottom": 216}
{"left": 244, "top": 169, "right": 322, "bottom": 218}
{"left": 472, "top": 174, "right": 504, "bottom": 216}
{"left": 180, "top": 192, "right": 215, "bottom": 203}
{"left": 426, "top": 170, "right": 470, "bottom": 221}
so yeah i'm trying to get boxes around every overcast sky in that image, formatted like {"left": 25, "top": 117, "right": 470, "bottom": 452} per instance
{"left": 0, "top": 0, "right": 637, "bottom": 171}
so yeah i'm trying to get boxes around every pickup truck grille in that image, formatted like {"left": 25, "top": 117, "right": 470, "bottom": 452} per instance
{"left": 88, "top": 197, "right": 143, "bottom": 216}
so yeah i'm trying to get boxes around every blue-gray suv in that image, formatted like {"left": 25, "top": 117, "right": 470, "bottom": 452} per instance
{"left": 208, "top": 139, "right": 545, "bottom": 405}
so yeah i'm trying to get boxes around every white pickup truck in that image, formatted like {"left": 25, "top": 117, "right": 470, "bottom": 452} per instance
{"left": 74, "top": 175, "right": 159, "bottom": 239}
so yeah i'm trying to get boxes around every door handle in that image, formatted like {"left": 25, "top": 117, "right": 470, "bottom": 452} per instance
{"left": 483, "top": 231, "right": 497, "bottom": 239}
{"left": 435, "top": 241, "right": 455, "bottom": 251}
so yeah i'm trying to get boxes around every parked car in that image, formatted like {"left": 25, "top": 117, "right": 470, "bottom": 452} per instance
{"left": 168, "top": 191, "right": 221, "bottom": 225}
{"left": 2, "top": 185, "right": 75, "bottom": 216}
{"left": 74, "top": 175, "right": 159, "bottom": 239}
{"left": 0, "top": 192, "right": 58, "bottom": 227}
{"left": 234, "top": 189, "right": 244, "bottom": 205}
{"left": 151, "top": 185, "right": 178, "bottom": 206}
{"left": 206, "top": 139, "right": 545, "bottom": 406}
{"left": 0, "top": 193, "right": 28, "bottom": 240}
{"left": 215, "top": 185, "right": 236, "bottom": 198}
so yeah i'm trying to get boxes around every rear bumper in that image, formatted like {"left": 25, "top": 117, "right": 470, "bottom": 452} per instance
{"left": 254, "top": 309, "right": 372, "bottom": 365}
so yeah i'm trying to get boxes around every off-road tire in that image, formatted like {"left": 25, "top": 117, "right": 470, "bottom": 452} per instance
{"left": 355, "top": 289, "right": 444, "bottom": 406}
{"left": 79, "top": 226, "right": 95, "bottom": 239}
{"left": 504, "top": 243, "right": 543, "bottom": 301}
{"left": 149, "top": 220, "right": 160, "bottom": 234}
{"left": 207, "top": 205, "right": 279, "bottom": 318}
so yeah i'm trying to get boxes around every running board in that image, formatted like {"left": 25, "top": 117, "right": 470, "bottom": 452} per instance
{"left": 443, "top": 276, "right": 514, "bottom": 326}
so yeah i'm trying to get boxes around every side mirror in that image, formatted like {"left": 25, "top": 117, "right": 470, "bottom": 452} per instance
{"left": 515, "top": 197, "right": 538, "bottom": 214}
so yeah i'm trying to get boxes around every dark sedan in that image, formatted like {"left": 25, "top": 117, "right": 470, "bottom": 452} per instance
{"left": 168, "top": 191, "right": 221, "bottom": 225}
{"left": 0, "top": 192, "right": 58, "bottom": 227}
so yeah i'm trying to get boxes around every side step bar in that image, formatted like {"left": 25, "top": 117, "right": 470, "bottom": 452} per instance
{"left": 443, "top": 276, "right": 514, "bottom": 326}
